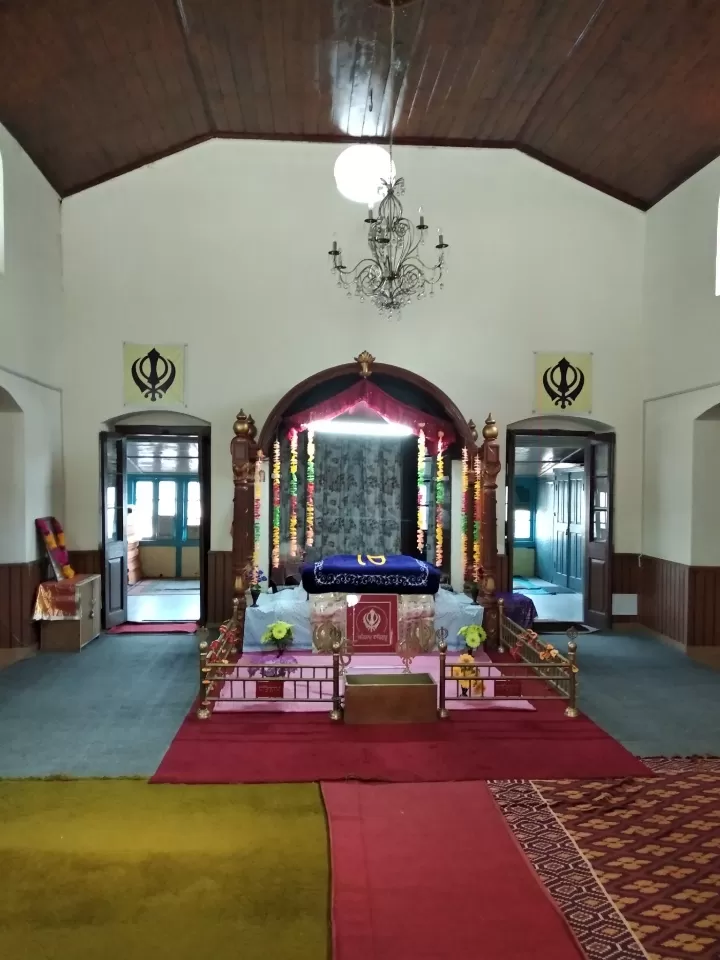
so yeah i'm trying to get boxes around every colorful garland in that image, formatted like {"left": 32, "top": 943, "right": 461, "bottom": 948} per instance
{"left": 272, "top": 439, "right": 281, "bottom": 570}
{"left": 35, "top": 517, "right": 75, "bottom": 580}
{"left": 416, "top": 427, "right": 426, "bottom": 554}
{"left": 473, "top": 453, "right": 482, "bottom": 583}
{"left": 252, "top": 454, "right": 263, "bottom": 584}
{"left": 306, "top": 428, "right": 315, "bottom": 548}
{"left": 435, "top": 431, "right": 444, "bottom": 567}
{"left": 460, "top": 447, "right": 469, "bottom": 581}
{"left": 289, "top": 428, "right": 298, "bottom": 558}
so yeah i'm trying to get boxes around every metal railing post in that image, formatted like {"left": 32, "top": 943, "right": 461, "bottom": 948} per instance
{"left": 438, "top": 639, "right": 449, "bottom": 719}
{"left": 330, "top": 640, "right": 343, "bottom": 721}
{"left": 497, "top": 597, "right": 505, "bottom": 651}
{"left": 197, "top": 629, "right": 211, "bottom": 720}
{"left": 565, "top": 640, "right": 579, "bottom": 718}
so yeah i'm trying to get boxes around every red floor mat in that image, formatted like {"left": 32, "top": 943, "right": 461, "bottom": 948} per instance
{"left": 322, "top": 781, "right": 586, "bottom": 960}
{"left": 107, "top": 622, "right": 197, "bottom": 634}
{"left": 151, "top": 705, "right": 651, "bottom": 783}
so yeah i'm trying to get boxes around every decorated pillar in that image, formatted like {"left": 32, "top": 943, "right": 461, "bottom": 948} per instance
{"left": 479, "top": 414, "right": 501, "bottom": 648}
{"left": 230, "top": 411, "right": 259, "bottom": 629}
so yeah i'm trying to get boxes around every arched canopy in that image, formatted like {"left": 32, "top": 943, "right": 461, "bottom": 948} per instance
{"left": 258, "top": 358, "right": 476, "bottom": 455}
{"left": 507, "top": 414, "right": 614, "bottom": 433}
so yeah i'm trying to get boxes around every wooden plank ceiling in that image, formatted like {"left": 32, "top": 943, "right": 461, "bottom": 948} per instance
{"left": 1, "top": 0, "right": 720, "bottom": 208}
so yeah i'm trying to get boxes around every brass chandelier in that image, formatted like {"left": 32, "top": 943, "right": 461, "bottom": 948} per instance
{"left": 327, "top": 0, "right": 449, "bottom": 319}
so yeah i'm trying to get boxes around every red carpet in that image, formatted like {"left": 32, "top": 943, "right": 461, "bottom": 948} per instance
{"left": 151, "top": 704, "right": 651, "bottom": 783}
{"left": 107, "top": 622, "right": 197, "bottom": 634}
{"left": 322, "top": 781, "right": 586, "bottom": 960}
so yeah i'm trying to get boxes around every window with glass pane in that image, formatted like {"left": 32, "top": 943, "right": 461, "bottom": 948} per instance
{"left": 514, "top": 508, "right": 532, "bottom": 540}
{"left": 106, "top": 484, "right": 116, "bottom": 541}
{"left": 593, "top": 510, "right": 608, "bottom": 541}
{"left": 134, "top": 480, "right": 155, "bottom": 540}
{"left": 157, "top": 480, "right": 177, "bottom": 539}
{"left": 186, "top": 481, "right": 201, "bottom": 539}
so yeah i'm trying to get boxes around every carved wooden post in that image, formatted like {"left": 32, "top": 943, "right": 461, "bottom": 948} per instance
{"left": 466, "top": 419, "right": 478, "bottom": 590}
{"left": 230, "top": 410, "right": 258, "bottom": 638}
{"left": 480, "top": 414, "right": 501, "bottom": 649}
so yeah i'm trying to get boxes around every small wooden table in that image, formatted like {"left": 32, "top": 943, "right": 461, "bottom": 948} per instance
{"left": 344, "top": 673, "right": 438, "bottom": 724}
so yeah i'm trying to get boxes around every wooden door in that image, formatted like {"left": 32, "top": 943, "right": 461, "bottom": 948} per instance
{"left": 100, "top": 432, "right": 128, "bottom": 628}
{"left": 584, "top": 434, "right": 614, "bottom": 629}
{"left": 567, "top": 470, "right": 585, "bottom": 593}
{"left": 198, "top": 432, "right": 211, "bottom": 626}
{"left": 552, "top": 473, "right": 569, "bottom": 588}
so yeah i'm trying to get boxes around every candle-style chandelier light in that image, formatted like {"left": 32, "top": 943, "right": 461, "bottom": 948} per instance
{"left": 327, "top": 0, "right": 449, "bottom": 319}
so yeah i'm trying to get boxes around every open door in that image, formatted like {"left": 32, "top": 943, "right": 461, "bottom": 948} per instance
{"left": 584, "top": 433, "right": 614, "bottom": 629}
{"left": 198, "top": 431, "right": 211, "bottom": 626}
{"left": 100, "top": 432, "right": 128, "bottom": 628}
{"left": 504, "top": 431, "right": 516, "bottom": 587}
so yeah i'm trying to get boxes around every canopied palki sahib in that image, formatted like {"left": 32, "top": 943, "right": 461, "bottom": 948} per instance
{"left": 197, "top": 352, "right": 579, "bottom": 722}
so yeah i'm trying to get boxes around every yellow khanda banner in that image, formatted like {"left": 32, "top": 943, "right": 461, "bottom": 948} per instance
{"left": 123, "top": 343, "right": 186, "bottom": 407}
{"left": 534, "top": 353, "right": 592, "bottom": 415}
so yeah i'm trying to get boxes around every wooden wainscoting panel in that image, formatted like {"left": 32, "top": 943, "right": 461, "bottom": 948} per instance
{"left": 69, "top": 550, "right": 102, "bottom": 576}
{"left": 688, "top": 567, "right": 720, "bottom": 647}
{"left": 0, "top": 561, "right": 41, "bottom": 649}
{"left": 612, "top": 553, "right": 640, "bottom": 594}
{"left": 207, "top": 551, "right": 233, "bottom": 625}
{"left": 638, "top": 556, "right": 689, "bottom": 647}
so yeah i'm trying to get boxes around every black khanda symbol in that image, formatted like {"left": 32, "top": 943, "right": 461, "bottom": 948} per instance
{"left": 131, "top": 347, "right": 177, "bottom": 402}
{"left": 542, "top": 357, "right": 585, "bottom": 410}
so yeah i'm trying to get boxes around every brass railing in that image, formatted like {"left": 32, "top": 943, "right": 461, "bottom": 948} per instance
{"left": 437, "top": 602, "right": 579, "bottom": 719}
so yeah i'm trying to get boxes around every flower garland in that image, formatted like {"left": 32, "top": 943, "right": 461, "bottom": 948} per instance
{"left": 35, "top": 517, "right": 75, "bottom": 580}
{"left": 416, "top": 427, "right": 426, "bottom": 554}
{"left": 289, "top": 428, "right": 298, "bottom": 558}
{"left": 473, "top": 453, "right": 482, "bottom": 583}
{"left": 272, "top": 439, "right": 281, "bottom": 570}
{"left": 461, "top": 447, "right": 469, "bottom": 581}
{"left": 435, "top": 431, "right": 444, "bottom": 567}
{"left": 306, "top": 428, "right": 315, "bottom": 548}
{"left": 252, "top": 454, "right": 263, "bottom": 584}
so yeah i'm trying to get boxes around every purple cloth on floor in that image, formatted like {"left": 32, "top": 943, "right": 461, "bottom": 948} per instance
{"left": 497, "top": 592, "right": 537, "bottom": 629}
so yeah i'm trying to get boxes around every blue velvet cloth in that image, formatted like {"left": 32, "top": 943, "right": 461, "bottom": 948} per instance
{"left": 302, "top": 554, "right": 442, "bottom": 595}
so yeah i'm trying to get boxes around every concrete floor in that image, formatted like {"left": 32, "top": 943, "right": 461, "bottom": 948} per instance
{"left": 127, "top": 579, "right": 200, "bottom": 622}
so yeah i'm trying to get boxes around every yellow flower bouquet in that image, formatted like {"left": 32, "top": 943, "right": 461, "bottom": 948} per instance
{"left": 260, "top": 620, "right": 294, "bottom": 654}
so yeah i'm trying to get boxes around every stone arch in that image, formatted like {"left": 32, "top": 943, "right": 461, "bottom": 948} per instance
{"left": 0, "top": 384, "right": 25, "bottom": 563}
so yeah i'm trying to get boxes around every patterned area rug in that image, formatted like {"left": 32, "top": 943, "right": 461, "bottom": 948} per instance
{"left": 492, "top": 759, "right": 720, "bottom": 960}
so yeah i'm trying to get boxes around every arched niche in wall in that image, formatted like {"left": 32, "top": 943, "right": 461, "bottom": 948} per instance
{"left": 0, "top": 385, "right": 25, "bottom": 563}
{"left": 105, "top": 411, "right": 210, "bottom": 431}
{"left": 507, "top": 414, "right": 614, "bottom": 434}
{"left": 691, "top": 403, "right": 720, "bottom": 566}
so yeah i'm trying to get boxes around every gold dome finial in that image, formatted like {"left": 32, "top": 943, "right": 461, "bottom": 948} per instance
{"left": 482, "top": 414, "right": 498, "bottom": 442}
{"left": 355, "top": 350, "right": 375, "bottom": 378}
{"left": 468, "top": 419, "right": 478, "bottom": 443}
{"left": 233, "top": 410, "right": 257, "bottom": 439}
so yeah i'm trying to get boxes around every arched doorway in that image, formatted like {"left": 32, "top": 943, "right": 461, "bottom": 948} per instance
{"left": 99, "top": 411, "right": 211, "bottom": 628}
{"left": 0, "top": 385, "right": 24, "bottom": 565}
{"left": 258, "top": 355, "right": 476, "bottom": 455}
{"left": 506, "top": 414, "right": 615, "bottom": 630}
{"left": 256, "top": 352, "right": 478, "bottom": 582}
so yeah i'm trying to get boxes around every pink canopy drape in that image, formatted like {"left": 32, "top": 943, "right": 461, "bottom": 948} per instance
{"left": 284, "top": 379, "right": 456, "bottom": 450}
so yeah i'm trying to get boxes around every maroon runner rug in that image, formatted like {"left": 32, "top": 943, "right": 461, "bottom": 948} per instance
{"left": 322, "top": 781, "right": 586, "bottom": 960}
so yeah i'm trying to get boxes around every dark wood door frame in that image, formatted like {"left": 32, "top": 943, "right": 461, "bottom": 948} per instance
{"left": 99, "top": 432, "right": 128, "bottom": 628}
{"left": 110, "top": 424, "right": 211, "bottom": 626}
{"left": 506, "top": 427, "right": 615, "bottom": 625}
{"left": 584, "top": 432, "right": 615, "bottom": 630}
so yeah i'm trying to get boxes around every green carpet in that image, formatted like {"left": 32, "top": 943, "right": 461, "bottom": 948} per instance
{"left": 0, "top": 780, "right": 328, "bottom": 960}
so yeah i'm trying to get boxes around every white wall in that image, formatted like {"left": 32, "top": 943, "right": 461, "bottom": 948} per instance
{"left": 0, "top": 124, "right": 64, "bottom": 562}
{"left": 60, "top": 140, "right": 646, "bottom": 553}
{"left": 642, "top": 155, "right": 720, "bottom": 565}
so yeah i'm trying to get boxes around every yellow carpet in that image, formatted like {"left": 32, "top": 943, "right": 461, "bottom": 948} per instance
{"left": 0, "top": 780, "right": 328, "bottom": 960}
